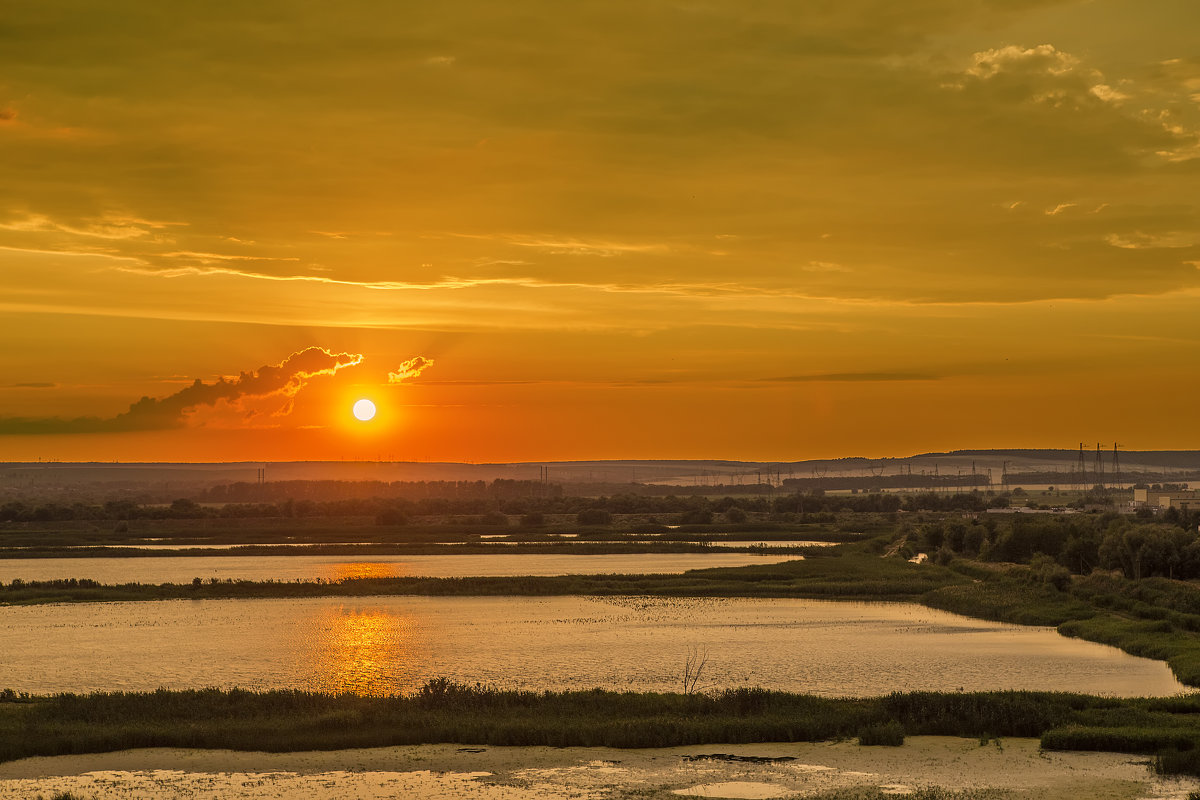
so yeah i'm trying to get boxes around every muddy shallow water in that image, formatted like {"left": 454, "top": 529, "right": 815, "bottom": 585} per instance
{"left": 1, "top": 739, "right": 1196, "bottom": 800}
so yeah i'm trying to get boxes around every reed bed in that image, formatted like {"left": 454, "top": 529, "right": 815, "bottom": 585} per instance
{"left": 5, "top": 683, "right": 1200, "bottom": 775}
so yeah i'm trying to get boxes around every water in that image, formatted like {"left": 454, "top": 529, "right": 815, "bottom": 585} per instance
{"left": 0, "top": 553, "right": 795, "bottom": 584}
{"left": 21, "top": 538, "right": 832, "bottom": 549}
{"left": 6, "top": 739, "right": 1195, "bottom": 800}
{"left": 0, "top": 596, "right": 1186, "bottom": 696}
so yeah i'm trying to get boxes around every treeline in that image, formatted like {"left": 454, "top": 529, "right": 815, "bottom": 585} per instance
{"left": 911, "top": 511, "right": 1200, "bottom": 579}
{"left": 782, "top": 475, "right": 990, "bottom": 491}
{"left": 0, "top": 486, "right": 1144, "bottom": 526}
{"left": 0, "top": 489, "right": 1078, "bottom": 525}
{"left": 0, "top": 489, "right": 936, "bottom": 523}
{"left": 199, "top": 479, "right": 564, "bottom": 503}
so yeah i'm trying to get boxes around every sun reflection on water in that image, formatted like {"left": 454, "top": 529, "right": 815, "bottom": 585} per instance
{"left": 311, "top": 605, "right": 425, "bottom": 695}
{"left": 325, "top": 561, "right": 412, "bottom": 582}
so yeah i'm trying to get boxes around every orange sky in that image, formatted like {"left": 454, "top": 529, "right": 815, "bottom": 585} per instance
{"left": 2, "top": 1, "right": 1199, "bottom": 462}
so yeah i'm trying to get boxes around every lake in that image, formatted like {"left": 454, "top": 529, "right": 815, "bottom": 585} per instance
{"left": 0, "top": 553, "right": 794, "bottom": 584}
{"left": 0, "top": 596, "right": 1186, "bottom": 696}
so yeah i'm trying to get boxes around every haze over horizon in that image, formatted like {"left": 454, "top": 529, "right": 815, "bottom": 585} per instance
{"left": 2, "top": 1, "right": 1199, "bottom": 462}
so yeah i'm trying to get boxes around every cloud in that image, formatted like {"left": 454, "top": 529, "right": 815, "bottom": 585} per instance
{"left": 0, "top": 347, "right": 362, "bottom": 435}
{"left": 803, "top": 261, "right": 852, "bottom": 273}
{"left": 763, "top": 371, "right": 942, "bottom": 383}
{"left": 965, "top": 44, "right": 1079, "bottom": 80}
{"left": 1105, "top": 231, "right": 1197, "bottom": 249}
{"left": 388, "top": 356, "right": 435, "bottom": 383}
{"left": 1089, "top": 84, "right": 1129, "bottom": 104}
{"left": 6, "top": 382, "right": 56, "bottom": 389}
{"left": 0, "top": 212, "right": 184, "bottom": 241}
{"left": 156, "top": 250, "right": 301, "bottom": 263}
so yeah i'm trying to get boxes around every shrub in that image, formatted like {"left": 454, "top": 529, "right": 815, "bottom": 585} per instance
{"left": 857, "top": 721, "right": 905, "bottom": 746}
{"left": 576, "top": 509, "right": 613, "bottom": 526}
{"left": 1155, "top": 746, "right": 1200, "bottom": 777}
{"left": 375, "top": 508, "right": 408, "bottom": 525}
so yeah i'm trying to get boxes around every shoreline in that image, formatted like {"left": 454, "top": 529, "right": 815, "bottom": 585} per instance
{"left": 0, "top": 738, "right": 1193, "bottom": 799}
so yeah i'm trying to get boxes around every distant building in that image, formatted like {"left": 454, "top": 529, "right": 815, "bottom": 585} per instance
{"left": 1133, "top": 487, "right": 1199, "bottom": 511}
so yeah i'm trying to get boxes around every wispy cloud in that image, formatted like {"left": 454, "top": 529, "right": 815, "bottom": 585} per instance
{"left": 387, "top": 356, "right": 435, "bottom": 383}
{"left": 0, "top": 212, "right": 185, "bottom": 240}
{"left": 803, "top": 261, "right": 852, "bottom": 273}
{"left": 763, "top": 371, "right": 942, "bottom": 383}
{"left": 1105, "top": 231, "right": 1197, "bottom": 249}
{"left": 450, "top": 232, "right": 672, "bottom": 258}
{"left": 0, "top": 347, "right": 362, "bottom": 435}
{"left": 156, "top": 250, "right": 301, "bottom": 263}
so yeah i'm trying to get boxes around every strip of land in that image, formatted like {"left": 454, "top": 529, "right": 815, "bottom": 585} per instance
{"left": 5, "top": 682, "right": 1200, "bottom": 779}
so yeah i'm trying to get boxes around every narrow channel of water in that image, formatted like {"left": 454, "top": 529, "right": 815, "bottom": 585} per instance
{"left": 0, "top": 553, "right": 794, "bottom": 584}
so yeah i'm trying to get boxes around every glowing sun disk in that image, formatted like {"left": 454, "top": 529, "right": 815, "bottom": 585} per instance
{"left": 352, "top": 398, "right": 376, "bottom": 421}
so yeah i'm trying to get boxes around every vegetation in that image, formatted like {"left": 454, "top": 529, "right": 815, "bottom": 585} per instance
{"left": 856, "top": 721, "right": 905, "bottom": 746}
{"left": 1, "top": 487, "right": 1080, "bottom": 527}
{"left": 0, "top": 553, "right": 964, "bottom": 604}
{"left": 6, "top": 683, "right": 1200, "bottom": 775}
{"left": 913, "top": 512, "right": 1200, "bottom": 576}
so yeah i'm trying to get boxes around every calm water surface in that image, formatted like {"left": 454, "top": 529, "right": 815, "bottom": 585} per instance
{"left": 0, "top": 553, "right": 794, "bottom": 584}
{"left": 0, "top": 596, "right": 1186, "bottom": 696}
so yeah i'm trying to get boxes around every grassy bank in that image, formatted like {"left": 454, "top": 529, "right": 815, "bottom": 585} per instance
{"left": 0, "top": 518, "right": 864, "bottom": 549}
{"left": 4, "top": 683, "right": 1200, "bottom": 775}
{"left": 925, "top": 567, "right": 1200, "bottom": 687}
{"left": 0, "top": 552, "right": 963, "bottom": 604}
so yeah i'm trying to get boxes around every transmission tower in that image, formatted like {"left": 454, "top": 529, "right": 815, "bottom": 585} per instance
{"left": 1112, "top": 443, "right": 1122, "bottom": 490}
{"left": 1077, "top": 443, "right": 1087, "bottom": 492}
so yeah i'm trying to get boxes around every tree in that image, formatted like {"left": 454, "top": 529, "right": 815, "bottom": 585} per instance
{"left": 576, "top": 509, "right": 613, "bottom": 526}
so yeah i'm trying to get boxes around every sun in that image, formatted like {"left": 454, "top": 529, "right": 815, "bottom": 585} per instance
{"left": 352, "top": 398, "right": 376, "bottom": 422}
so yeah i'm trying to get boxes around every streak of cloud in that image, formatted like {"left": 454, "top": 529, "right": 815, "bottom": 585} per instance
{"left": 764, "top": 372, "right": 942, "bottom": 383}
{"left": 0, "top": 347, "right": 363, "bottom": 435}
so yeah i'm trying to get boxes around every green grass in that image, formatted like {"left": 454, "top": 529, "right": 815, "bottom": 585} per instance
{"left": 0, "top": 552, "right": 968, "bottom": 605}
{"left": 6, "top": 683, "right": 1200, "bottom": 776}
{"left": 857, "top": 721, "right": 905, "bottom": 746}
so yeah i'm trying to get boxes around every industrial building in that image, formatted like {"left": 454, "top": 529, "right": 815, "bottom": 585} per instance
{"left": 1133, "top": 487, "right": 1199, "bottom": 511}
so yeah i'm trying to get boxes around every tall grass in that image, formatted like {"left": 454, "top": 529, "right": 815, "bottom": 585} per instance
{"left": 7, "top": 683, "right": 1200, "bottom": 771}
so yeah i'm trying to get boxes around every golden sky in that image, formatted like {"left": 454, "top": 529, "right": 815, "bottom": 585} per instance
{"left": 1, "top": 1, "right": 1199, "bottom": 462}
